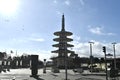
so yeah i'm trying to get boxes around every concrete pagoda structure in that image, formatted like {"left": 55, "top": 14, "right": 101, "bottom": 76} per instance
{"left": 51, "top": 14, "right": 74, "bottom": 69}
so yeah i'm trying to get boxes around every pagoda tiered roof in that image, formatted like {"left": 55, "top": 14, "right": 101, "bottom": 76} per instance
{"left": 52, "top": 49, "right": 74, "bottom": 53}
{"left": 53, "top": 37, "right": 73, "bottom": 42}
{"left": 52, "top": 43, "right": 74, "bottom": 47}
{"left": 54, "top": 31, "right": 72, "bottom": 36}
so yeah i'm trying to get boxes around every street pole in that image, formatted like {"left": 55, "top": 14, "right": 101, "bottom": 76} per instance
{"left": 112, "top": 42, "right": 117, "bottom": 69}
{"left": 88, "top": 42, "right": 94, "bottom": 73}
{"left": 103, "top": 46, "right": 108, "bottom": 80}
{"left": 65, "top": 43, "right": 68, "bottom": 80}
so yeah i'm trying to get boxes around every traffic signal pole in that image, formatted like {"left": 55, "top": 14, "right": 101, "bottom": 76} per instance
{"left": 103, "top": 46, "right": 108, "bottom": 80}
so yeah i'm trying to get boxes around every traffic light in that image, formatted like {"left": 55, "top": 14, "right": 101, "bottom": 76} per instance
{"left": 103, "top": 46, "right": 106, "bottom": 53}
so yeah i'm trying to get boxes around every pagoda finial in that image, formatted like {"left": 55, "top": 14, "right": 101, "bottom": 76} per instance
{"left": 62, "top": 14, "right": 65, "bottom": 31}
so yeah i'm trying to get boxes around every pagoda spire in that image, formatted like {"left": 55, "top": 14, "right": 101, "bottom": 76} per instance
{"left": 62, "top": 14, "right": 65, "bottom": 31}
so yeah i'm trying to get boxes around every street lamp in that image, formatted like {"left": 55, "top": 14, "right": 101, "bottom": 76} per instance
{"left": 88, "top": 41, "right": 94, "bottom": 73}
{"left": 112, "top": 42, "right": 117, "bottom": 69}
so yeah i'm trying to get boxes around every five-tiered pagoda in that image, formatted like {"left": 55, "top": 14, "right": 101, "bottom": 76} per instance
{"left": 51, "top": 14, "right": 74, "bottom": 69}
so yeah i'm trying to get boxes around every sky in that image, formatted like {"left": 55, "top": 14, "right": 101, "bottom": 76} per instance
{"left": 0, "top": 0, "right": 120, "bottom": 61}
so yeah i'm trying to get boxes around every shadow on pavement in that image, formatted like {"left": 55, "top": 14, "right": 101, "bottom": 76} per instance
{"left": 32, "top": 76, "right": 44, "bottom": 80}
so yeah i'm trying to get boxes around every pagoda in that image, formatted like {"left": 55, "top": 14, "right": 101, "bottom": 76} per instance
{"left": 51, "top": 14, "right": 74, "bottom": 69}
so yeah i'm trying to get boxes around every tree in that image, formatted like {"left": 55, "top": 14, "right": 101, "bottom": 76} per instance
{"left": 94, "top": 57, "right": 100, "bottom": 63}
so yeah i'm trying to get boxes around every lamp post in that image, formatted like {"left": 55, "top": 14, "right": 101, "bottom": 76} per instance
{"left": 88, "top": 41, "right": 94, "bottom": 73}
{"left": 112, "top": 42, "right": 117, "bottom": 69}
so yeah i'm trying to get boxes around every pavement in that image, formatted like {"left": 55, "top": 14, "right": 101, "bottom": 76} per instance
{"left": 0, "top": 68, "right": 116, "bottom": 80}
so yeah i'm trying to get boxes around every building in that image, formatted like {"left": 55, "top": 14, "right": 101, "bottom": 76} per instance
{"left": 51, "top": 14, "right": 74, "bottom": 69}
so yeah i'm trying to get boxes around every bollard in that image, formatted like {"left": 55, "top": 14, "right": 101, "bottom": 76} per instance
{"left": 43, "top": 59, "right": 46, "bottom": 73}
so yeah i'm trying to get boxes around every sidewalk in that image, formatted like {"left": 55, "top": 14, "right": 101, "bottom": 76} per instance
{"left": 40, "top": 71, "right": 106, "bottom": 80}
{"left": 0, "top": 68, "right": 107, "bottom": 80}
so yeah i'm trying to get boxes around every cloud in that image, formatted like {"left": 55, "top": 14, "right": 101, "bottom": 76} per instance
{"left": 53, "top": 0, "right": 71, "bottom": 6}
{"left": 30, "top": 38, "right": 44, "bottom": 42}
{"left": 12, "top": 37, "right": 44, "bottom": 43}
{"left": 53, "top": 0, "right": 57, "bottom": 4}
{"left": 7, "top": 35, "right": 120, "bottom": 61}
{"left": 72, "top": 35, "right": 120, "bottom": 58}
{"left": 12, "top": 38, "right": 28, "bottom": 43}
{"left": 79, "top": 0, "right": 85, "bottom": 6}
{"left": 107, "top": 33, "right": 115, "bottom": 36}
{"left": 29, "top": 33, "right": 45, "bottom": 42}
{"left": 88, "top": 26, "right": 116, "bottom": 36}
{"left": 30, "top": 50, "right": 52, "bottom": 61}
{"left": 88, "top": 26, "right": 103, "bottom": 35}
{"left": 64, "top": 0, "right": 70, "bottom": 6}
{"left": 56, "top": 11, "right": 62, "bottom": 15}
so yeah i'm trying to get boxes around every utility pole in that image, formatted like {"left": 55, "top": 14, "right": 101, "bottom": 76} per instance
{"left": 88, "top": 41, "right": 94, "bottom": 73}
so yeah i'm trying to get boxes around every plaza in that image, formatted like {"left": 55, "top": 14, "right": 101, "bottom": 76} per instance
{"left": 0, "top": 68, "right": 107, "bottom": 80}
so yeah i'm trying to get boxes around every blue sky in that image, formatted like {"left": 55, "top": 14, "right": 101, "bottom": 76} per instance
{"left": 0, "top": 0, "right": 120, "bottom": 61}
